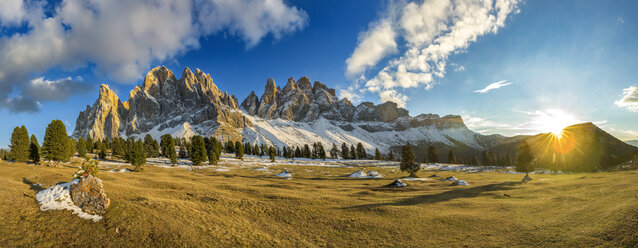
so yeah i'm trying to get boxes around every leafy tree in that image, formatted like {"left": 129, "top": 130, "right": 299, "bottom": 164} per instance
{"left": 131, "top": 140, "right": 146, "bottom": 171}
{"left": 341, "top": 143, "right": 349, "bottom": 159}
{"left": 356, "top": 143, "right": 367, "bottom": 159}
{"left": 29, "top": 135, "right": 41, "bottom": 164}
{"left": 42, "top": 120, "right": 71, "bottom": 162}
{"left": 447, "top": 150, "right": 457, "bottom": 164}
{"left": 9, "top": 126, "right": 29, "bottom": 162}
{"left": 190, "top": 135, "right": 208, "bottom": 165}
{"left": 427, "top": 146, "right": 438, "bottom": 163}
{"left": 235, "top": 140, "right": 244, "bottom": 160}
{"left": 268, "top": 146, "right": 276, "bottom": 162}
{"left": 374, "top": 148, "right": 382, "bottom": 160}
{"left": 515, "top": 141, "right": 535, "bottom": 177}
{"left": 330, "top": 143, "right": 338, "bottom": 159}
{"left": 77, "top": 137, "right": 87, "bottom": 157}
{"left": 400, "top": 142, "right": 419, "bottom": 177}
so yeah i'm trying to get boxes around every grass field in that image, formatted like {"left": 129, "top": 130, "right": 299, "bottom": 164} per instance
{"left": 0, "top": 158, "right": 636, "bottom": 247}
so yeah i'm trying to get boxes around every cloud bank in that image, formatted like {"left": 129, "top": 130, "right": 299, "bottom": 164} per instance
{"left": 344, "top": 0, "right": 520, "bottom": 107}
{"left": 0, "top": 0, "right": 308, "bottom": 112}
{"left": 614, "top": 86, "right": 638, "bottom": 112}
{"left": 474, "top": 80, "right": 512, "bottom": 93}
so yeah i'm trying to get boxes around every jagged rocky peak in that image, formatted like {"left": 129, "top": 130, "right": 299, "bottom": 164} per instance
{"left": 73, "top": 66, "right": 250, "bottom": 140}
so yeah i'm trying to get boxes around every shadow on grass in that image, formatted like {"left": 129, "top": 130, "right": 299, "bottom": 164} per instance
{"left": 22, "top": 178, "right": 45, "bottom": 192}
{"left": 347, "top": 181, "right": 522, "bottom": 208}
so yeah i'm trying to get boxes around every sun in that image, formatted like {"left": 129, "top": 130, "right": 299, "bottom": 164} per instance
{"left": 532, "top": 109, "right": 578, "bottom": 138}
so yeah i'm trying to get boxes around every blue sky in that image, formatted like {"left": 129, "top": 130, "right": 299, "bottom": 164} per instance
{"left": 0, "top": 0, "right": 637, "bottom": 148}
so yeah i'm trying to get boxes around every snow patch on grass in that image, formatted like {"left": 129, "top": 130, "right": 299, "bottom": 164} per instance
{"left": 35, "top": 180, "right": 103, "bottom": 222}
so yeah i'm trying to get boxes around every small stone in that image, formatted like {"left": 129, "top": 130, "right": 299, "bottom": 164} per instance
{"left": 70, "top": 175, "right": 110, "bottom": 214}
{"left": 387, "top": 179, "right": 407, "bottom": 187}
{"left": 522, "top": 174, "right": 533, "bottom": 182}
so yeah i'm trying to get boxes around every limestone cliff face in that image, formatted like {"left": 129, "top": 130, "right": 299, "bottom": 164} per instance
{"left": 72, "top": 66, "right": 250, "bottom": 140}
{"left": 72, "top": 84, "right": 128, "bottom": 140}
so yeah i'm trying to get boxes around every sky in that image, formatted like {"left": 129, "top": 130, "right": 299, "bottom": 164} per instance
{"left": 0, "top": 0, "right": 637, "bottom": 148}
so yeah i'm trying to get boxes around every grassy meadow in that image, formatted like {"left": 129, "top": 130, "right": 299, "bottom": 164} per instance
{"left": 0, "top": 159, "right": 636, "bottom": 247}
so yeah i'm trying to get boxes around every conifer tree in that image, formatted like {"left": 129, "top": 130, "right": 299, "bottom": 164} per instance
{"left": 67, "top": 138, "right": 76, "bottom": 159}
{"left": 98, "top": 141, "right": 107, "bottom": 159}
{"left": 152, "top": 139, "right": 160, "bottom": 158}
{"left": 86, "top": 137, "right": 94, "bottom": 154}
{"left": 317, "top": 143, "right": 326, "bottom": 160}
{"left": 235, "top": 140, "right": 244, "bottom": 160}
{"left": 400, "top": 142, "right": 419, "bottom": 177}
{"left": 356, "top": 142, "right": 367, "bottom": 159}
{"left": 9, "top": 125, "right": 29, "bottom": 162}
{"left": 388, "top": 151, "right": 395, "bottom": 161}
{"left": 303, "top": 144, "right": 311, "bottom": 158}
{"left": 374, "top": 148, "right": 382, "bottom": 160}
{"left": 42, "top": 120, "right": 71, "bottom": 162}
{"left": 190, "top": 135, "right": 207, "bottom": 165}
{"left": 131, "top": 140, "right": 146, "bottom": 171}
{"left": 341, "top": 143, "right": 349, "bottom": 159}
{"left": 268, "top": 146, "right": 276, "bottom": 162}
{"left": 471, "top": 155, "right": 481, "bottom": 166}
{"left": 427, "top": 146, "right": 438, "bottom": 163}
{"left": 244, "top": 142, "right": 251, "bottom": 155}
{"left": 294, "top": 146, "right": 301, "bottom": 158}
{"left": 77, "top": 137, "right": 87, "bottom": 157}
{"left": 208, "top": 137, "right": 221, "bottom": 165}
{"left": 179, "top": 141, "right": 187, "bottom": 158}
{"left": 29, "top": 134, "right": 41, "bottom": 163}
{"left": 350, "top": 144, "right": 356, "bottom": 160}
{"left": 330, "top": 143, "right": 338, "bottom": 159}
{"left": 160, "top": 134, "right": 178, "bottom": 165}
{"left": 515, "top": 141, "right": 535, "bottom": 177}
{"left": 447, "top": 150, "right": 457, "bottom": 164}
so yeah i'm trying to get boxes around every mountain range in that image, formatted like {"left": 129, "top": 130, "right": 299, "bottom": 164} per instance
{"left": 72, "top": 66, "right": 637, "bottom": 170}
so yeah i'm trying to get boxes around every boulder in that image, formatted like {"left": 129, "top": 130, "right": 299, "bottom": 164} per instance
{"left": 452, "top": 180, "right": 469, "bottom": 186}
{"left": 387, "top": 179, "right": 407, "bottom": 187}
{"left": 442, "top": 176, "right": 458, "bottom": 181}
{"left": 70, "top": 175, "right": 110, "bottom": 214}
{"left": 522, "top": 174, "right": 532, "bottom": 182}
{"left": 429, "top": 174, "right": 440, "bottom": 178}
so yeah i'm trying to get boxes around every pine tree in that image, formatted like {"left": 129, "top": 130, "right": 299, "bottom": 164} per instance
{"left": 294, "top": 146, "right": 301, "bottom": 158}
{"left": 388, "top": 151, "right": 395, "bottom": 161}
{"left": 235, "top": 140, "right": 244, "bottom": 160}
{"left": 29, "top": 134, "right": 41, "bottom": 163}
{"left": 400, "top": 142, "right": 419, "bottom": 177}
{"left": 179, "top": 141, "right": 187, "bottom": 158}
{"left": 131, "top": 140, "right": 146, "bottom": 171}
{"left": 356, "top": 142, "right": 367, "bottom": 159}
{"left": 42, "top": 120, "right": 71, "bottom": 162}
{"left": 515, "top": 141, "right": 535, "bottom": 176}
{"left": 77, "top": 137, "right": 87, "bottom": 157}
{"left": 98, "top": 141, "right": 107, "bottom": 159}
{"left": 152, "top": 139, "right": 160, "bottom": 158}
{"left": 350, "top": 144, "right": 356, "bottom": 160}
{"left": 471, "top": 155, "right": 481, "bottom": 166}
{"left": 9, "top": 125, "right": 29, "bottom": 162}
{"left": 482, "top": 150, "right": 492, "bottom": 166}
{"left": 303, "top": 144, "right": 311, "bottom": 158}
{"left": 341, "top": 143, "right": 349, "bottom": 159}
{"left": 317, "top": 143, "right": 326, "bottom": 160}
{"left": 268, "top": 146, "right": 276, "bottom": 162}
{"left": 330, "top": 143, "right": 338, "bottom": 159}
{"left": 427, "top": 146, "right": 438, "bottom": 163}
{"left": 447, "top": 150, "right": 457, "bottom": 164}
{"left": 67, "top": 138, "right": 76, "bottom": 159}
{"left": 244, "top": 142, "right": 252, "bottom": 155}
{"left": 190, "top": 135, "right": 207, "bottom": 166}
{"left": 160, "top": 134, "right": 177, "bottom": 165}
{"left": 208, "top": 137, "right": 221, "bottom": 165}
{"left": 374, "top": 148, "right": 382, "bottom": 160}
{"left": 86, "top": 137, "right": 94, "bottom": 154}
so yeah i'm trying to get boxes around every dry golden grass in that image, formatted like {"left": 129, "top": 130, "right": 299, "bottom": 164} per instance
{"left": 0, "top": 160, "right": 636, "bottom": 247}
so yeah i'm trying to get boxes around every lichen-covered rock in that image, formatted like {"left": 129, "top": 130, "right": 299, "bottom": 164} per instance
{"left": 70, "top": 175, "right": 110, "bottom": 215}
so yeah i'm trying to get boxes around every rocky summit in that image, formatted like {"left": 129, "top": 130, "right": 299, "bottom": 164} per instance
{"left": 73, "top": 66, "right": 513, "bottom": 156}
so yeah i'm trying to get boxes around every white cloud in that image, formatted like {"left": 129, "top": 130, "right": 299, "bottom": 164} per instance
{"left": 451, "top": 63, "right": 465, "bottom": 71}
{"left": 345, "top": 0, "right": 521, "bottom": 106}
{"left": 345, "top": 19, "right": 398, "bottom": 77}
{"left": 614, "top": 86, "right": 638, "bottom": 112}
{"left": 474, "top": 80, "right": 512, "bottom": 93}
{"left": 0, "top": 0, "right": 308, "bottom": 112}
{"left": 0, "top": 0, "right": 26, "bottom": 26}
